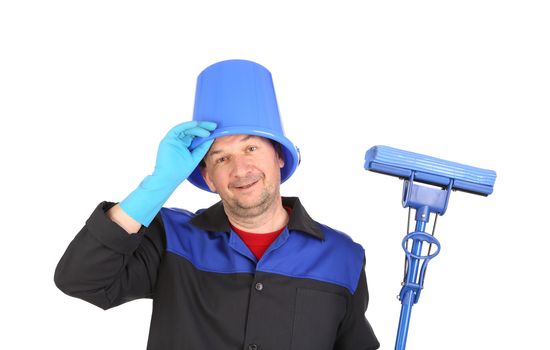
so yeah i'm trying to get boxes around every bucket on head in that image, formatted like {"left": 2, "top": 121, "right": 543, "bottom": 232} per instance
{"left": 187, "top": 59, "right": 300, "bottom": 192}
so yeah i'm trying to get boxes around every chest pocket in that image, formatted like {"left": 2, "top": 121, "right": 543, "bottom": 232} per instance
{"left": 290, "top": 288, "right": 347, "bottom": 350}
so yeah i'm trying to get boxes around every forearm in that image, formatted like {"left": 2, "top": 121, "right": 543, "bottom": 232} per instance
{"left": 107, "top": 203, "right": 142, "bottom": 234}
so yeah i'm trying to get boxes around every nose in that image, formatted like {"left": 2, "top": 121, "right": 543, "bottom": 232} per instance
{"left": 230, "top": 155, "right": 254, "bottom": 177}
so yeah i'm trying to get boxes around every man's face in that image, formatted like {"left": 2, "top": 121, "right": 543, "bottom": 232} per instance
{"left": 201, "top": 135, "right": 285, "bottom": 218}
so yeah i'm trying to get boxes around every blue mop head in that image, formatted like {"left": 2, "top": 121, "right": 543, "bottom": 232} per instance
{"left": 364, "top": 145, "right": 496, "bottom": 196}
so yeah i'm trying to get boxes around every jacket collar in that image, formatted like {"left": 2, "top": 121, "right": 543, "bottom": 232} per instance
{"left": 188, "top": 196, "right": 324, "bottom": 240}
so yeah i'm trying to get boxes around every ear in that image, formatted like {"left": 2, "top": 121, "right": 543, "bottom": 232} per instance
{"left": 200, "top": 166, "right": 218, "bottom": 192}
{"left": 277, "top": 151, "right": 285, "bottom": 169}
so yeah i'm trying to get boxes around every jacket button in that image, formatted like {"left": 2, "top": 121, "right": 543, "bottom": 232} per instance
{"left": 248, "top": 344, "right": 258, "bottom": 350}
{"left": 255, "top": 282, "right": 264, "bottom": 291}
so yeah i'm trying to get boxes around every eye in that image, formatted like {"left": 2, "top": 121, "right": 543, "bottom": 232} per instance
{"left": 247, "top": 146, "right": 258, "bottom": 152}
{"left": 216, "top": 156, "right": 228, "bottom": 164}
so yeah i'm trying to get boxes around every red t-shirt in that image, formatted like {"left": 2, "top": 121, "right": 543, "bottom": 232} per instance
{"left": 231, "top": 206, "right": 292, "bottom": 260}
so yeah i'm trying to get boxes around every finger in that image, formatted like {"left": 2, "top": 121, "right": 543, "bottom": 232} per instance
{"left": 177, "top": 127, "right": 213, "bottom": 147}
{"left": 167, "top": 121, "right": 199, "bottom": 136}
{"left": 182, "top": 126, "right": 211, "bottom": 138}
{"left": 191, "top": 139, "right": 215, "bottom": 162}
{"left": 197, "top": 121, "right": 217, "bottom": 131}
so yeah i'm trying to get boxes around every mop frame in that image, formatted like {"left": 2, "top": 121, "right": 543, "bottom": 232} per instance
{"left": 364, "top": 145, "right": 496, "bottom": 350}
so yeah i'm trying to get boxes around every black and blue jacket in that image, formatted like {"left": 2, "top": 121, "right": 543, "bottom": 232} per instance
{"left": 55, "top": 197, "right": 379, "bottom": 350}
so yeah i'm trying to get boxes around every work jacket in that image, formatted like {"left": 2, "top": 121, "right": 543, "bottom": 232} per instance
{"left": 55, "top": 197, "right": 379, "bottom": 350}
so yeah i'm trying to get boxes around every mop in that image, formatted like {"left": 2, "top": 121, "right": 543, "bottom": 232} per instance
{"left": 364, "top": 145, "right": 497, "bottom": 350}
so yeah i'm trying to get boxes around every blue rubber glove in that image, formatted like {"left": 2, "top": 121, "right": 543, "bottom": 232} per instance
{"left": 120, "top": 121, "right": 217, "bottom": 226}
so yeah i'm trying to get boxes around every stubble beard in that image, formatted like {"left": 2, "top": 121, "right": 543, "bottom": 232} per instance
{"left": 224, "top": 181, "right": 279, "bottom": 220}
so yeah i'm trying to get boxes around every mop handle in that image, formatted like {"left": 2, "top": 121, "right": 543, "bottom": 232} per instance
{"left": 395, "top": 172, "right": 449, "bottom": 350}
{"left": 396, "top": 213, "right": 441, "bottom": 350}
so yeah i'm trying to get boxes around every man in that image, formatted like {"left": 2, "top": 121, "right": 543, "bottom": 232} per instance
{"left": 55, "top": 59, "right": 379, "bottom": 349}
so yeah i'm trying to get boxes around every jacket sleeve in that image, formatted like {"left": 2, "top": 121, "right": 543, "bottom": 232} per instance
{"left": 334, "top": 259, "right": 380, "bottom": 350}
{"left": 54, "top": 201, "right": 165, "bottom": 310}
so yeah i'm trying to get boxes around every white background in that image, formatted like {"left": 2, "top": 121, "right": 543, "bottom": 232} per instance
{"left": 1, "top": 1, "right": 548, "bottom": 349}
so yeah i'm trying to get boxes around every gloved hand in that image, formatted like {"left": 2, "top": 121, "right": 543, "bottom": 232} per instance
{"left": 120, "top": 121, "right": 217, "bottom": 226}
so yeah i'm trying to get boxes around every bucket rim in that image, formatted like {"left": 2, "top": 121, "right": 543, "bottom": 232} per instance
{"left": 188, "top": 126, "right": 300, "bottom": 192}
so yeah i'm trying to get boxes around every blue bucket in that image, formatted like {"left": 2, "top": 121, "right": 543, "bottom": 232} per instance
{"left": 187, "top": 59, "right": 300, "bottom": 192}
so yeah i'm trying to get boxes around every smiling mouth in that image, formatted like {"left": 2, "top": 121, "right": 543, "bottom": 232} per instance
{"left": 235, "top": 180, "right": 259, "bottom": 190}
